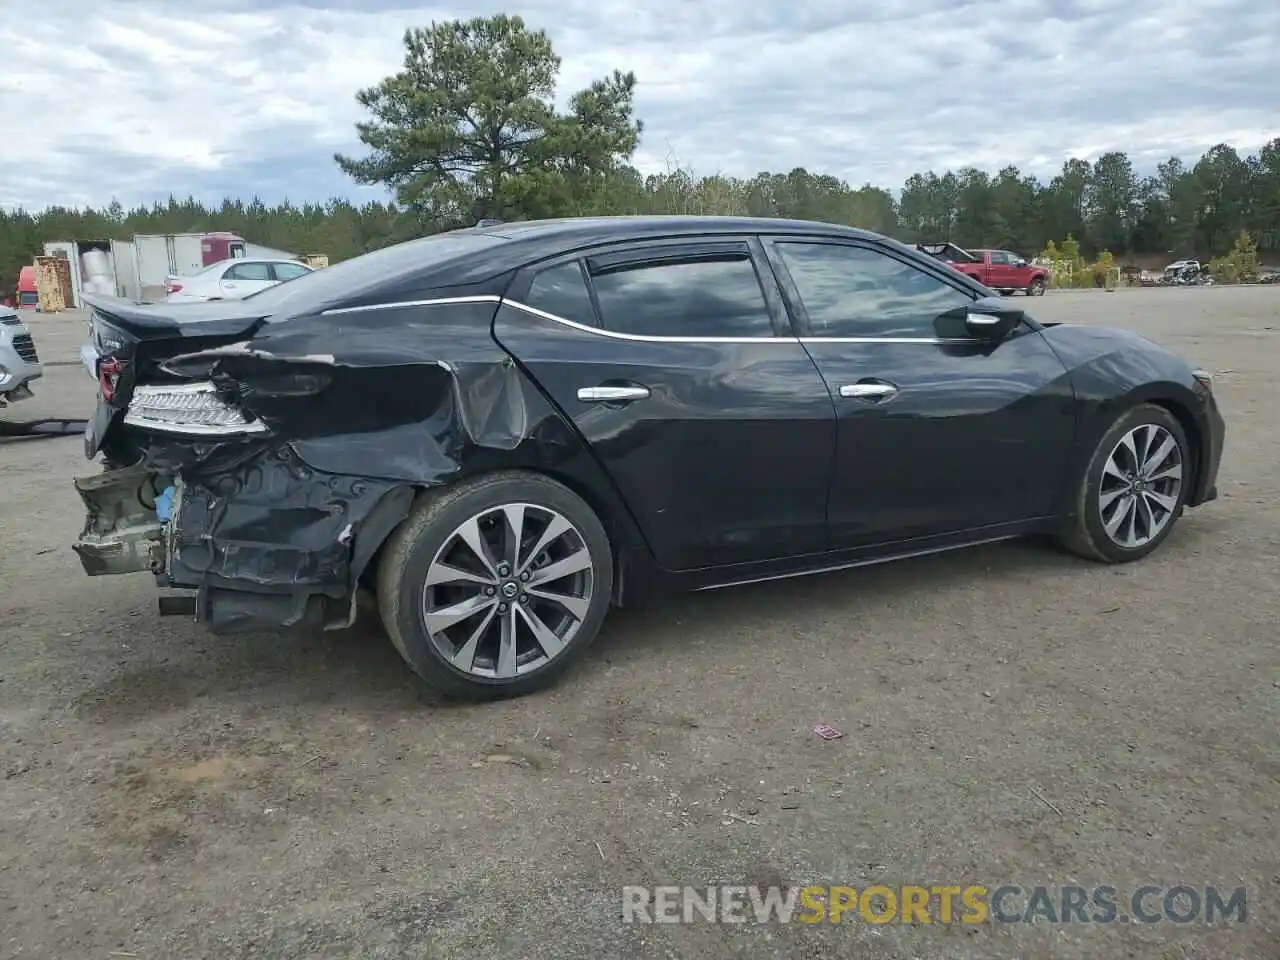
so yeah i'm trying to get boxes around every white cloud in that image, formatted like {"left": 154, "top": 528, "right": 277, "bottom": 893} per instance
{"left": 0, "top": 0, "right": 1276, "bottom": 209}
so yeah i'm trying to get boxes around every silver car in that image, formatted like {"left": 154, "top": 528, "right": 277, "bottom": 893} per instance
{"left": 0, "top": 306, "right": 41, "bottom": 404}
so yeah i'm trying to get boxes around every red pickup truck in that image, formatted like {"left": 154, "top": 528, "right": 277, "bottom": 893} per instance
{"left": 916, "top": 243, "right": 1049, "bottom": 296}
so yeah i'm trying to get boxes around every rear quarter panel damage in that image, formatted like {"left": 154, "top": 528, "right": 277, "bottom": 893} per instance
{"left": 81, "top": 298, "right": 644, "bottom": 632}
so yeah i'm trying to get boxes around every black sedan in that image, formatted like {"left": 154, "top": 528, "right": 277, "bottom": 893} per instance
{"left": 74, "top": 216, "right": 1225, "bottom": 699}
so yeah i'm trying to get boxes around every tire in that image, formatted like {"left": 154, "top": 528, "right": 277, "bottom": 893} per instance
{"left": 1027, "top": 277, "right": 1046, "bottom": 296}
{"left": 1059, "top": 403, "right": 1191, "bottom": 563}
{"left": 376, "top": 471, "right": 614, "bottom": 700}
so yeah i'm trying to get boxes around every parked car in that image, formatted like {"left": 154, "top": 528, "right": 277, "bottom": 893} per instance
{"left": 917, "top": 243, "right": 1049, "bottom": 296}
{"left": 0, "top": 304, "right": 41, "bottom": 405}
{"left": 1161, "top": 259, "right": 1211, "bottom": 285}
{"left": 74, "top": 216, "right": 1225, "bottom": 700}
{"left": 163, "top": 258, "right": 314, "bottom": 302}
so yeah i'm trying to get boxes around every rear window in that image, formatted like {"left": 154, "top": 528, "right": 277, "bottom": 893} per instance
{"left": 243, "top": 231, "right": 508, "bottom": 315}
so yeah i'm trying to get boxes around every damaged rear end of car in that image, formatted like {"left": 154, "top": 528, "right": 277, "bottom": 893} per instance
{"left": 71, "top": 229, "right": 575, "bottom": 636}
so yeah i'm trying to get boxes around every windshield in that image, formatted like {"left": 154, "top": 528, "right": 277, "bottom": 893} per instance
{"left": 240, "top": 231, "right": 509, "bottom": 314}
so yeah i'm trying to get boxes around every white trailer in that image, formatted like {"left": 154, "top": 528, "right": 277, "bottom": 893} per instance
{"left": 42, "top": 232, "right": 297, "bottom": 305}
{"left": 41, "top": 239, "right": 143, "bottom": 307}
{"left": 133, "top": 234, "right": 205, "bottom": 301}
{"left": 243, "top": 242, "right": 299, "bottom": 260}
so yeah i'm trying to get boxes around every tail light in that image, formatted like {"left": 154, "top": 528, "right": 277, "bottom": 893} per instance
{"left": 99, "top": 357, "right": 126, "bottom": 403}
{"left": 165, "top": 281, "right": 183, "bottom": 295}
{"left": 123, "top": 382, "right": 268, "bottom": 436}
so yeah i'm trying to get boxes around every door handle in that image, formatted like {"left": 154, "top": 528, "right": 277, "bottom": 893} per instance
{"left": 577, "top": 385, "right": 651, "bottom": 403}
{"left": 839, "top": 382, "right": 899, "bottom": 402}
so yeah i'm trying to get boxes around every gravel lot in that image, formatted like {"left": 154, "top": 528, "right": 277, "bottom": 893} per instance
{"left": 1, "top": 288, "right": 1277, "bottom": 960}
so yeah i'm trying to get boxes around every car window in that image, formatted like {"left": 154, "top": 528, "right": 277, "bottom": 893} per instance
{"left": 243, "top": 231, "right": 508, "bottom": 314}
{"left": 987, "top": 251, "right": 1009, "bottom": 265}
{"left": 225, "top": 262, "right": 271, "bottom": 281}
{"left": 774, "top": 242, "right": 973, "bottom": 338}
{"left": 588, "top": 255, "right": 774, "bottom": 338}
{"left": 271, "top": 262, "right": 311, "bottom": 282}
{"left": 524, "top": 262, "right": 597, "bottom": 328}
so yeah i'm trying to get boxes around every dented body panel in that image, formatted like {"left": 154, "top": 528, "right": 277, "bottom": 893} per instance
{"left": 74, "top": 259, "right": 647, "bottom": 633}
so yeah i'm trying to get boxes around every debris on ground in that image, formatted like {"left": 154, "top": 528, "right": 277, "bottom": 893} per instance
{"left": 812, "top": 723, "right": 844, "bottom": 741}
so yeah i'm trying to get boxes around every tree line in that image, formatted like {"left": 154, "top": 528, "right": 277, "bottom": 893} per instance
{"left": 3, "top": 14, "right": 1278, "bottom": 292}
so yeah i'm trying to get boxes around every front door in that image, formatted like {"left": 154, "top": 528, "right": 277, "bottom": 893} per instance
{"left": 985, "top": 250, "right": 1017, "bottom": 289}
{"left": 761, "top": 237, "right": 1076, "bottom": 548}
{"left": 493, "top": 238, "right": 836, "bottom": 571}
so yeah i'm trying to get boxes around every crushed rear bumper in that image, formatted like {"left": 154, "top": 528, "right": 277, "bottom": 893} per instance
{"left": 73, "top": 452, "right": 414, "bottom": 634}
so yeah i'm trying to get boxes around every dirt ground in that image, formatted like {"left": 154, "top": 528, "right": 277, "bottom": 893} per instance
{"left": 1, "top": 288, "right": 1277, "bottom": 960}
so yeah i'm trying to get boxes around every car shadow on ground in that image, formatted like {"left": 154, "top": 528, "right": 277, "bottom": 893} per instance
{"left": 67, "top": 535, "right": 1092, "bottom": 725}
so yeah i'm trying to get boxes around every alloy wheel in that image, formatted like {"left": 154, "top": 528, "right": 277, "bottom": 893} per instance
{"left": 1098, "top": 423, "right": 1184, "bottom": 549}
{"left": 419, "top": 502, "right": 595, "bottom": 679}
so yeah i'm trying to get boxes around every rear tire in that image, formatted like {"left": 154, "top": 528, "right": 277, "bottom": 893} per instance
{"left": 1059, "top": 403, "right": 1191, "bottom": 563}
{"left": 376, "top": 471, "right": 614, "bottom": 700}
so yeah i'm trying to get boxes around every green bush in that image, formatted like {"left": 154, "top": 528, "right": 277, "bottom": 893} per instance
{"left": 1208, "top": 231, "right": 1260, "bottom": 283}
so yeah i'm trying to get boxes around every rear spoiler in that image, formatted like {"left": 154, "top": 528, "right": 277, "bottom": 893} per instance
{"left": 81, "top": 292, "right": 271, "bottom": 342}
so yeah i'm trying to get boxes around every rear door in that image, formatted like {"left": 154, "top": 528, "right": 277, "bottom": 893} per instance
{"left": 219, "top": 261, "right": 275, "bottom": 299}
{"left": 762, "top": 236, "right": 1076, "bottom": 547}
{"left": 492, "top": 237, "right": 836, "bottom": 571}
{"left": 270, "top": 262, "right": 312, "bottom": 284}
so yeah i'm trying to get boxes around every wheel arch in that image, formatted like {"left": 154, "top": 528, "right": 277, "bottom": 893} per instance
{"left": 1059, "top": 383, "right": 1206, "bottom": 521}
{"left": 1145, "top": 395, "right": 1204, "bottom": 503}
{"left": 354, "top": 463, "right": 651, "bottom": 608}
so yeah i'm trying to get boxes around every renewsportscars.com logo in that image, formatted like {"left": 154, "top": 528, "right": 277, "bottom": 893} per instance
{"left": 622, "top": 884, "right": 1248, "bottom": 926}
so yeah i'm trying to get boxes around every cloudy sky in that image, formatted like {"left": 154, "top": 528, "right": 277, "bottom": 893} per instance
{"left": 1, "top": 0, "right": 1276, "bottom": 211}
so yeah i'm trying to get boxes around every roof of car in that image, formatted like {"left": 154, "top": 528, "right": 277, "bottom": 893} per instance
{"left": 234, "top": 216, "right": 965, "bottom": 317}
{"left": 460, "top": 215, "right": 882, "bottom": 244}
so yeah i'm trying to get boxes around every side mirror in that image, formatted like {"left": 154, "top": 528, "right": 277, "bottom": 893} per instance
{"left": 1014, "top": 258, "right": 1028, "bottom": 267}
{"left": 965, "top": 296, "right": 1024, "bottom": 340}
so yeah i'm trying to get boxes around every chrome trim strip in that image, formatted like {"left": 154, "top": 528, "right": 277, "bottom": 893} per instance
{"left": 798, "top": 343, "right": 967, "bottom": 350}
{"left": 322, "top": 295, "right": 497, "bottom": 316}
{"left": 322, "top": 294, "right": 971, "bottom": 345}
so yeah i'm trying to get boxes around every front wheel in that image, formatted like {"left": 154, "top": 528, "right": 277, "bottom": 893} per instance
{"left": 1027, "top": 277, "right": 1046, "bottom": 296}
{"left": 1059, "top": 404, "right": 1191, "bottom": 563}
{"left": 376, "top": 471, "right": 614, "bottom": 699}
